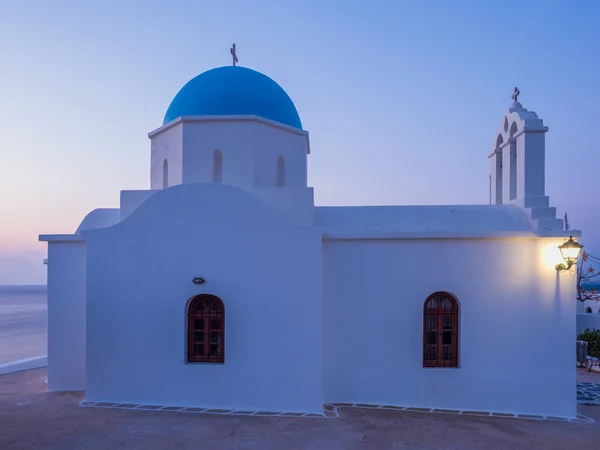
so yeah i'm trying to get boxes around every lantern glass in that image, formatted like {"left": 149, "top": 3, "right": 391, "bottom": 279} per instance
{"left": 558, "top": 237, "right": 583, "bottom": 265}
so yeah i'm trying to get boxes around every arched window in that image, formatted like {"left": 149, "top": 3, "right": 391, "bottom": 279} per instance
{"left": 508, "top": 122, "right": 518, "bottom": 201}
{"left": 187, "top": 294, "right": 224, "bottom": 363}
{"left": 496, "top": 134, "right": 504, "bottom": 149}
{"left": 509, "top": 121, "right": 518, "bottom": 139}
{"left": 276, "top": 156, "right": 286, "bottom": 187}
{"left": 586, "top": 307, "right": 592, "bottom": 314}
{"left": 423, "top": 292, "right": 459, "bottom": 368}
{"left": 495, "top": 134, "right": 504, "bottom": 205}
{"left": 213, "top": 149, "right": 223, "bottom": 182}
{"left": 162, "top": 159, "right": 169, "bottom": 189}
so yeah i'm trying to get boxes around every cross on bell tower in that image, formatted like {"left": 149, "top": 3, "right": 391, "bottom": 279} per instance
{"left": 512, "top": 86, "right": 520, "bottom": 103}
{"left": 230, "top": 43, "right": 238, "bottom": 66}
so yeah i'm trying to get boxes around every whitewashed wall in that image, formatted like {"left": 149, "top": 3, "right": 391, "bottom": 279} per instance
{"left": 322, "top": 237, "right": 577, "bottom": 418}
{"left": 577, "top": 313, "right": 600, "bottom": 335}
{"left": 149, "top": 117, "right": 309, "bottom": 190}
{"left": 577, "top": 299, "right": 600, "bottom": 315}
{"left": 150, "top": 123, "right": 183, "bottom": 189}
{"left": 43, "top": 238, "right": 87, "bottom": 391}
{"left": 147, "top": 117, "right": 314, "bottom": 226}
{"left": 179, "top": 119, "right": 308, "bottom": 188}
{"left": 75, "top": 209, "right": 120, "bottom": 234}
{"left": 250, "top": 187, "right": 315, "bottom": 226}
{"left": 120, "top": 190, "right": 159, "bottom": 221}
{"left": 82, "top": 182, "right": 323, "bottom": 413}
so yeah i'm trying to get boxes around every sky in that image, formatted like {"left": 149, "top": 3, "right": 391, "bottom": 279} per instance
{"left": 0, "top": 0, "right": 599, "bottom": 284}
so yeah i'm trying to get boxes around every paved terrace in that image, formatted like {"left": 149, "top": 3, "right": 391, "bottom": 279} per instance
{"left": 1, "top": 368, "right": 600, "bottom": 450}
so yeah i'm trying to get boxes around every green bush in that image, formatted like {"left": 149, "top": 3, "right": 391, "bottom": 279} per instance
{"left": 578, "top": 328, "right": 600, "bottom": 358}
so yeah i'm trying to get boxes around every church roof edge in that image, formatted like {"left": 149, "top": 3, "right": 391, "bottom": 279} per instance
{"left": 149, "top": 115, "right": 310, "bottom": 139}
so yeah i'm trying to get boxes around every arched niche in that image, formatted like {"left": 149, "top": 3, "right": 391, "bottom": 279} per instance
{"left": 496, "top": 134, "right": 504, "bottom": 148}
{"left": 509, "top": 121, "right": 518, "bottom": 139}
{"left": 162, "top": 159, "right": 169, "bottom": 189}
{"left": 276, "top": 156, "right": 286, "bottom": 187}
{"left": 213, "top": 149, "right": 223, "bottom": 183}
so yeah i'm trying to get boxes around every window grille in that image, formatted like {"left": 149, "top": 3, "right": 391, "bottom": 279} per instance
{"left": 187, "top": 294, "right": 225, "bottom": 363}
{"left": 423, "top": 292, "right": 458, "bottom": 368}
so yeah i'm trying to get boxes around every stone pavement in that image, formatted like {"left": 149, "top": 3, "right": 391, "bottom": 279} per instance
{"left": 578, "top": 382, "right": 600, "bottom": 404}
{"left": 2, "top": 369, "right": 600, "bottom": 450}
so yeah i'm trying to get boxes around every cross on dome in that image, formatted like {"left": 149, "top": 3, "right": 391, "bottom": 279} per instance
{"left": 230, "top": 43, "right": 238, "bottom": 66}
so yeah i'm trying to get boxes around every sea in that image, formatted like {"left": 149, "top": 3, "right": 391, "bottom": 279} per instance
{"left": 0, "top": 285, "right": 47, "bottom": 364}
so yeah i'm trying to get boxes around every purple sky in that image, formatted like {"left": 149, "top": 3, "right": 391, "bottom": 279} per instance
{"left": 1, "top": 0, "right": 598, "bottom": 284}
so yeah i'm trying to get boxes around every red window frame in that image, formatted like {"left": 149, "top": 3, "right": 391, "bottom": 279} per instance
{"left": 423, "top": 292, "right": 459, "bottom": 368}
{"left": 187, "top": 294, "right": 225, "bottom": 363}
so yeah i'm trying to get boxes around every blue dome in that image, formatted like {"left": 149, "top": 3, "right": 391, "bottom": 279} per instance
{"left": 163, "top": 66, "right": 302, "bottom": 129}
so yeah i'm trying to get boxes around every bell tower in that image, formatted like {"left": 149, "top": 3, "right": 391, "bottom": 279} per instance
{"left": 489, "top": 88, "right": 563, "bottom": 231}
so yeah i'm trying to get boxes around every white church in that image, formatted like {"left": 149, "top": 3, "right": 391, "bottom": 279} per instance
{"left": 40, "top": 54, "right": 581, "bottom": 419}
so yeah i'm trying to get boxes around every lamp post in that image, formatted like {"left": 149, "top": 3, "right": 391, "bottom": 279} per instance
{"left": 556, "top": 236, "right": 583, "bottom": 271}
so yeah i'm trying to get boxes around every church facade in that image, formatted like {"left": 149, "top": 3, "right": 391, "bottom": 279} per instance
{"left": 40, "top": 64, "right": 579, "bottom": 418}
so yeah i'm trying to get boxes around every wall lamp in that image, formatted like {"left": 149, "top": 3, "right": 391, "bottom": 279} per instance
{"left": 555, "top": 236, "right": 583, "bottom": 271}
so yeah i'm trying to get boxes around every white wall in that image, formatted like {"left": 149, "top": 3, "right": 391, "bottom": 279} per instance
{"left": 150, "top": 123, "right": 183, "bottom": 189}
{"left": 75, "top": 208, "right": 120, "bottom": 234}
{"left": 120, "top": 190, "right": 159, "bottom": 221}
{"left": 82, "top": 182, "right": 323, "bottom": 413}
{"left": 251, "top": 123, "right": 308, "bottom": 187}
{"left": 322, "top": 237, "right": 577, "bottom": 418}
{"left": 577, "top": 299, "right": 600, "bottom": 315}
{"left": 121, "top": 186, "right": 314, "bottom": 228}
{"left": 45, "top": 239, "right": 87, "bottom": 391}
{"left": 179, "top": 119, "right": 308, "bottom": 188}
{"left": 577, "top": 313, "right": 600, "bottom": 335}
{"left": 147, "top": 117, "right": 314, "bottom": 226}
{"left": 251, "top": 187, "right": 315, "bottom": 226}
{"left": 518, "top": 132, "right": 546, "bottom": 201}
{"left": 181, "top": 121, "right": 254, "bottom": 186}
{"left": 149, "top": 117, "right": 309, "bottom": 190}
